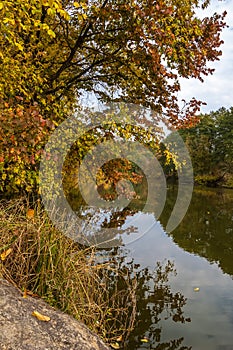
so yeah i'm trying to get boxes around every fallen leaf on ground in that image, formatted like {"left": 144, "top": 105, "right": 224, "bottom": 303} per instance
{"left": 26, "top": 209, "right": 35, "bottom": 219}
{"left": 1, "top": 248, "right": 13, "bottom": 261}
{"left": 110, "top": 342, "right": 120, "bottom": 349}
{"left": 32, "top": 310, "right": 50, "bottom": 322}
{"left": 194, "top": 287, "right": 200, "bottom": 292}
{"left": 26, "top": 290, "right": 39, "bottom": 297}
{"left": 23, "top": 289, "right": 39, "bottom": 298}
{"left": 23, "top": 288, "right": 27, "bottom": 298}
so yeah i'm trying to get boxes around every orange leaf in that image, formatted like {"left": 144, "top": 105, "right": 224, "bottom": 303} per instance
{"left": 26, "top": 209, "right": 34, "bottom": 219}
{"left": 23, "top": 289, "right": 39, "bottom": 298}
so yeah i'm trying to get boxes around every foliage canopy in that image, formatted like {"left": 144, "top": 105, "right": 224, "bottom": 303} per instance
{"left": 0, "top": 0, "right": 226, "bottom": 120}
{"left": 0, "top": 0, "right": 227, "bottom": 194}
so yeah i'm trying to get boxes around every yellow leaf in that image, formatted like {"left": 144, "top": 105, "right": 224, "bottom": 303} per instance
{"left": 15, "top": 178, "right": 21, "bottom": 185}
{"left": 140, "top": 337, "right": 149, "bottom": 343}
{"left": 194, "top": 287, "right": 200, "bottom": 292}
{"left": 0, "top": 3, "right": 3, "bottom": 10}
{"left": 23, "top": 288, "right": 27, "bottom": 299}
{"left": 47, "top": 29, "right": 56, "bottom": 38}
{"left": 52, "top": 120, "right": 59, "bottom": 126}
{"left": 73, "top": 2, "right": 80, "bottom": 7}
{"left": 32, "top": 311, "right": 51, "bottom": 322}
{"left": 27, "top": 209, "right": 35, "bottom": 219}
{"left": 57, "top": 8, "right": 70, "bottom": 20}
{"left": 15, "top": 42, "right": 23, "bottom": 51}
{"left": 47, "top": 7, "right": 55, "bottom": 16}
{"left": 41, "top": 23, "right": 49, "bottom": 31}
{"left": 110, "top": 343, "right": 120, "bottom": 349}
{"left": 1, "top": 248, "right": 13, "bottom": 261}
{"left": 116, "top": 335, "right": 123, "bottom": 342}
{"left": 80, "top": 2, "right": 88, "bottom": 10}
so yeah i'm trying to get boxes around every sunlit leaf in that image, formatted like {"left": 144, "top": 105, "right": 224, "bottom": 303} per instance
{"left": 26, "top": 209, "right": 35, "bottom": 219}
{"left": 140, "top": 337, "right": 149, "bottom": 343}
{"left": 116, "top": 335, "right": 123, "bottom": 342}
{"left": 1, "top": 248, "right": 13, "bottom": 261}
{"left": 23, "top": 288, "right": 27, "bottom": 299}
{"left": 110, "top": 342, "right": 120, "bottom": 349}
{"left": 47, "top": 29, "right": 56, "bottom": 38}
{"left": 32, "top": 310, "right": 51, "bottom": 322}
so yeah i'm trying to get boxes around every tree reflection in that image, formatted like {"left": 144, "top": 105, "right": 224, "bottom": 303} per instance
{"left": 161, "top": 187, "right": 233, "bottom": 276}
{"left": 98, "top": 251, "right": 191, "bottom": 350}
{"left": 64, "top": 171, "right": 193, "bottom": 348}
{"left": 66, "top": 185, "right": 144, "bottom": 247}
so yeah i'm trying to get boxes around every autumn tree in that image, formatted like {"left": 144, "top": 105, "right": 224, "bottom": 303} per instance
{"left": 0, "top": 0, "right": 227, "bottom": 119}
{"left": 0, "top": 0, "right": 227, "bottom": 194}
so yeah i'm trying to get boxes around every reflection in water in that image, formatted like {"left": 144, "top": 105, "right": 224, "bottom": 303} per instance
{"left": 161, "top": 187, "right": 233, "bottom": 276}
{"left": 67, "top": 186, "right": 233, "bottom": 349}
{"left": 124, "top": 260, "right": 192, "bottom": 350}
{"left": 77, "top": 206, "right": 137, "bottom": 247}
{"left": 68, "top": 186, "right": 233, "bottom": 276}
{"left": 98, "top": 251, "right": 192, "bottom": 350}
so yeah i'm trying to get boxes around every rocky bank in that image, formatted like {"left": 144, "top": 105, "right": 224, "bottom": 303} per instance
{"left": 0, "top": 278, "right": 110, "bottom": 350}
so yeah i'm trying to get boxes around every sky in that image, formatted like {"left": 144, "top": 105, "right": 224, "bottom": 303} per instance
{"left": 179, "top": 0, "right": 233, "bottom": 113}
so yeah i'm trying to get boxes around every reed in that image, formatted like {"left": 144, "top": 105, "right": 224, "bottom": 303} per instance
{"left": 0, "top": 197, "right": 137, "bottom": 344}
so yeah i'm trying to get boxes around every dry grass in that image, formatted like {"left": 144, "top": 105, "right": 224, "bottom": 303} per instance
{"left": 0, "top": 197, "right": 137, "bottom": 343}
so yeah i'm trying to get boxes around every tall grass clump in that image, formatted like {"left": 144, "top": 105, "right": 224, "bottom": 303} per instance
{"left": 0, "top": 198, "right": 137, "bottom": 344}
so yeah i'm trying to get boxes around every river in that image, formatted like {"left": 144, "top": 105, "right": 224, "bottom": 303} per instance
{"left": 69, "top": 186, "right": 233, "bottom": 350}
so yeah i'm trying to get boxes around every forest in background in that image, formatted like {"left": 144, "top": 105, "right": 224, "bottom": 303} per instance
{"left": 179, "top": 107, "right": 233, "bottom": 188}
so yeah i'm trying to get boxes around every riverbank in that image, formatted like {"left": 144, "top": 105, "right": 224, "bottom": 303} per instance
{"left": 0, "top": 198, "right": 135, "bottom": 347}
{"left": 194, "top": 173, "right": 233, "bottom": 189}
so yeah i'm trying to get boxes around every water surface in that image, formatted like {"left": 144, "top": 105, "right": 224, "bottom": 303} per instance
{"left": 70, "top": 186, "right": 233, "bottom": 349}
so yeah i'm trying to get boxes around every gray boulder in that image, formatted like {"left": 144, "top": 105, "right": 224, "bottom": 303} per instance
{"left": 0, "top": 278, "right": 110, "bottom": 350}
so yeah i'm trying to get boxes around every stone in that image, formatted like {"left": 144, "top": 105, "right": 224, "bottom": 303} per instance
{"left": 0, "top": 278, "right": 110, "bottom": 350}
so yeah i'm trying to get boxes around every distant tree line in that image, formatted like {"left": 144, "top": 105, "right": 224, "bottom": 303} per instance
{"left": 179, "top": 107, "right": 233, "bottom": 188}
